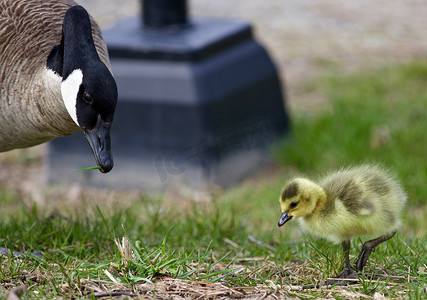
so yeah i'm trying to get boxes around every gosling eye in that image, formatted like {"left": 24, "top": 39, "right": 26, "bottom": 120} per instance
{"left": 290, "top": 202, "right": 298, "bottom": 209}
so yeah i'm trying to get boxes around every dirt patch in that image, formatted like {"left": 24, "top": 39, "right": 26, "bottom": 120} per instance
{"left": 2, "top": 257, "right": 408, "bottom": 299}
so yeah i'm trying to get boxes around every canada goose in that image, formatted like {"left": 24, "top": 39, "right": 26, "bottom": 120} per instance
{"left": 0, "top": 0, "right": 118, "bottom": 173}
{"left": 277, "top": 165, "right": 406, "bottom": 278}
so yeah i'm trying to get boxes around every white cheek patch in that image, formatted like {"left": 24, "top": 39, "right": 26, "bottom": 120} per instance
{"left": 45, "top": 68, "right": 62, "bottom": 87}
{"left": 61, "top": 69, "right": 83, "bottom": 126}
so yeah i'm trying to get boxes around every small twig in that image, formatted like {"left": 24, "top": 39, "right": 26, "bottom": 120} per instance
{"left": 223, "top": 238, "right": 240, "bottom": 248}
{"left": 315, "top": 289, "right": 372, "bottom": 299}
{"left": 360, "top": 272, "right": 417, "bottom": 282}
{"left": 103, "top": 270, "right": 121, "bottom": 284}
{"left": 325, "top": 277, "right": 359, "bottom": 282}
{"left": 302, "top": 277, "right": 359, "bottom": 289}
{"left": 92, "top": 292, "right": 138, "bottom": 298}
{"left": 235, "top": 257, "right": 266, "bottom": 262}
{"left": 248, "top": 235, "right": 277, "bottom": 252}
{"left": 287, "top": 290, "right": 317, "bottom": 298}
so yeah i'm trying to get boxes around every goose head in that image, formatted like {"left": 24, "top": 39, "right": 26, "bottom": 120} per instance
{"left": 54, "top": 6, "right": 118, "bottom": 173}
{"left": 278, "top": 178, "right": 326, "bottom": 226}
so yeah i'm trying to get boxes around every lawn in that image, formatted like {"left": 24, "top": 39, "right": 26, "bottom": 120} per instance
{"left": 1, "top": 60, "right": 426, "bottom": 299}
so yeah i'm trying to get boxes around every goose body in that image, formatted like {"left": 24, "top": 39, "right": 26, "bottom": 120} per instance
{"left": 0, "top": 0, "right": 117, "bottom": 172}
{"left": 278, "top": 165, "right": 406, "bottom": 278}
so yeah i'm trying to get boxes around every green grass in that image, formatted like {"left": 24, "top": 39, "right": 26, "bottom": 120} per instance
{"left": 0, "top": 201, "right": 425, "bottom": 298}
{"left": 1, "top": 60, "right": 427, "bottom": 298}
{"left": 73, "top": 166, "right": 102, "bottom": 172}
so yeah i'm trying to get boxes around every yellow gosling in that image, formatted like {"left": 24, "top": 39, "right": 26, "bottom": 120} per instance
{"left": 278, "top": 164, "right": 406, "bottom": 278}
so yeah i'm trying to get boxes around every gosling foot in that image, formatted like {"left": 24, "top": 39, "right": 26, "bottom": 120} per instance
{"left": 323, "top": 267, "right": 358, "bottom": 286}
{"left": 355, "top": 231, "right": 396, "bottom": 271}
{"left": 336, "top": 267, "right": 357, "bottom": 279}
{"left": 324, "top": 240, "right": 358, "bottom": 285}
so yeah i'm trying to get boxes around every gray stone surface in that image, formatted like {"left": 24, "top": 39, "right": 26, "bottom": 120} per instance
{"left": 47, "top": 13, "right": 288, "bottom": 190}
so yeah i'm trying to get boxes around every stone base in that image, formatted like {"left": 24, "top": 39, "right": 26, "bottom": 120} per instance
{"left": 47, "top": 17, "right": 289, "bottom": 191}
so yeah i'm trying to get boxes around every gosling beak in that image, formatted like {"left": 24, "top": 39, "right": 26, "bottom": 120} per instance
{"left": 278, "top": 211, "right": 293, "bottom": 227}
{"left": 84, "top": 115, "right": 113, "bottom": 173}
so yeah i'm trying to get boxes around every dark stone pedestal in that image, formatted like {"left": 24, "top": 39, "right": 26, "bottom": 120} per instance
{"left": 47, "top": 16, "right": 289, "bottom": 191}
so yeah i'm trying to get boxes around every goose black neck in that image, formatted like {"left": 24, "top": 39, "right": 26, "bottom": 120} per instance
{"left": 61, "top": 5, "right": 99, "bottom": 78}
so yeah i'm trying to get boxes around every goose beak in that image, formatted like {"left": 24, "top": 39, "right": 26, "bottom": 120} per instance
{"left": 278, "top": 211, "right": 293, "bottom": 227}
{"left": 84, "top": 115, "right": 113, "bottom": 173}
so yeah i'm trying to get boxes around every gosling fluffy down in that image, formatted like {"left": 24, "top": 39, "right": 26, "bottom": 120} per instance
{"left": 278, "top": 165, "right": 406, "bottom": 278}
{"left": 278, "top": 165, "right": 406, "bottom": 244}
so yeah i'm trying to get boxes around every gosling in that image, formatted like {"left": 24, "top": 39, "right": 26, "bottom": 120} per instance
{"left": 278, "top": 165, "right": 406, "bottom": 278}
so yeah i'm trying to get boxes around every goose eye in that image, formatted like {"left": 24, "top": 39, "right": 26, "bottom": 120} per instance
{"left": 290, "top": 202, "right": 298, "bottom": 209}
{"left": 83, "top": 91, "right": 93, "bottom": 104}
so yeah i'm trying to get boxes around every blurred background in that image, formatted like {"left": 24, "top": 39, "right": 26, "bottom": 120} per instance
{"left": 77, "top": 0, "right": 427, "bottom": 111}
{"left": 0, "top": 0, "right": 426, "bottom": 236}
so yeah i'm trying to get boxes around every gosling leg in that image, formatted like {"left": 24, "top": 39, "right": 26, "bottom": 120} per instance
{"left": 336, "top": 240, "right": 356, "bottom": 278}
{"left": 355, "top": 230, "right": 396, "bottom": 271}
